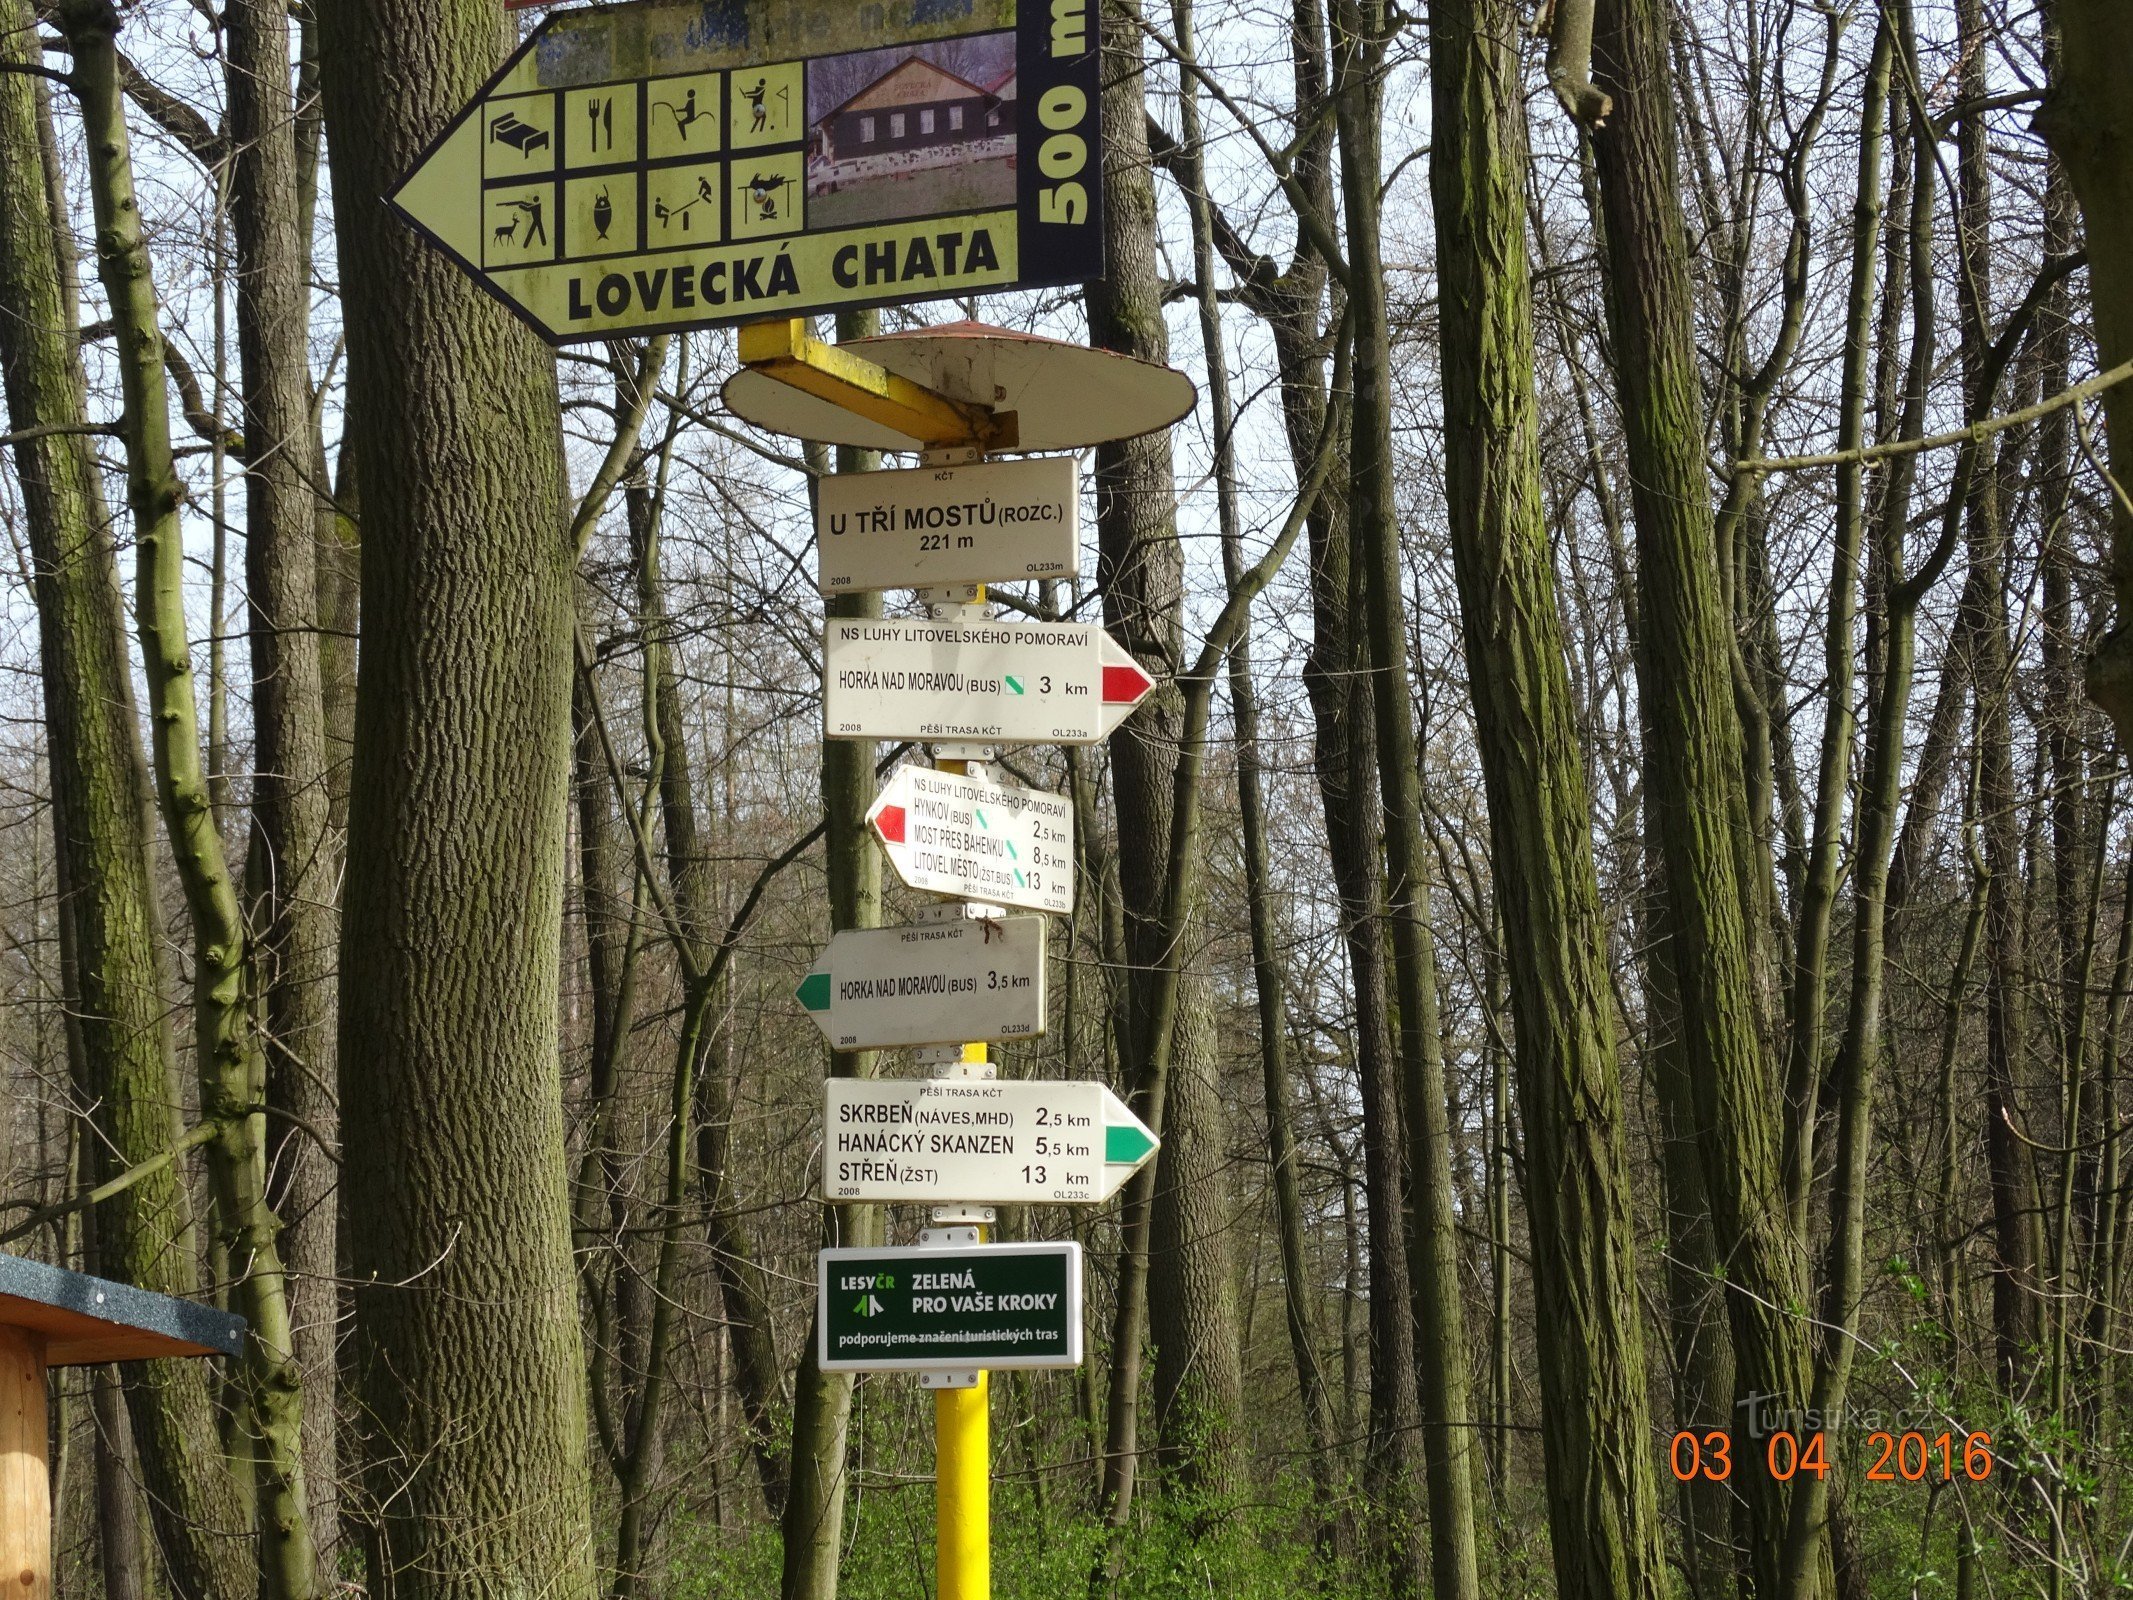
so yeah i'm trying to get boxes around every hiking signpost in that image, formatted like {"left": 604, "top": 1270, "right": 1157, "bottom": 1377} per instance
{"left": 795, "top": 916, "right": 1048, "bottom": 1050}
{"left": 824, "top": 616, "right": 1154, "bottom": 744}
{"left": 384, "top": 0, "right": 1199, "bottom": 1568}
{"left": 387, "top": 3, "right": 1189, "bottom": 1593}
{"left": 817, "top": 456, "right": 1079, "bottom": 595}
{"left": 733, "top": 315, "right": 1189, "bottom": 1600}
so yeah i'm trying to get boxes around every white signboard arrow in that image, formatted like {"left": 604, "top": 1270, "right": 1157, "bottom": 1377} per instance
{"left": 868, "top": 767, "right": 1074, "bottom": 916}
{"left": 823, "top": 618, "right": 1155, "bottom": 746}
{"left": 796, "top": 916, "right": 1047, "bottom": 1051}
{"left": 818, "top": 457, "right": 1079, "bottom": 595}
{"left": 823, "top": 1078, "right": 1160, "bottom": 1204}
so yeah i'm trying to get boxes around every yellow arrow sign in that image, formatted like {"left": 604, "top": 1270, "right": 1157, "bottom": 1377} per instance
{"left": 388, "top": 0, "right": 1104, "bottom": 344}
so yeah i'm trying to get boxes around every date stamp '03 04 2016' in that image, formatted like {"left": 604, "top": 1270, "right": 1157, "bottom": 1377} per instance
{"left": 1668, "top": 1428, "right": 1997, "bottom": 1484}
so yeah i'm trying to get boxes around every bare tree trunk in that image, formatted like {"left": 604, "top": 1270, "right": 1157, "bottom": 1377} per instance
{"left": 1588, "top": 0, "right": 1827, "bottom": 1593}
{"left": 2041, "top": 0, "right": 2133, "bottom": 738}
{"left": 1780, "top": 23, "right": 1898, "bottom": 1597}
{"left": 90, "top": 1363, "right": 148, "bottom": 1600}
{"left": 1092, "top": 0, "right": 1242, "bottom": 1520}
{"left": 1953, "top": 0, "right": 2043, "bottom": 1389}
{"left": 1168, "top": 0, "right": 1337, "bottom": 1511}
{"left": 226, "top": 0, "right": 339, "bottom": 1562}
{"left": 1332, "top": 1, "right": 1483, "bottom": 1590}
{"left": 623, "top": 463, "right": 790, "bottom": 1519}
{"left": 314, "top": 0, "right": 597, "bottom": 1585}
{"left": 782, "top": 319, "right": 884, "bottom": 1600}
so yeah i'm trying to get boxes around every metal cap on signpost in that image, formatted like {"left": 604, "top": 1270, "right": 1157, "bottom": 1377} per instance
{"left": 724, "top": 319, "right": 1195, "bottom": 453}
{"left": 755, "top": 318, "right": 1187, "bottom": 1600}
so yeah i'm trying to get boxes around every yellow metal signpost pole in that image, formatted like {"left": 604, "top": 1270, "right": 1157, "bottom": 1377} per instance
{"left": 936, "top": 1360, "right": 991, "bottom": 1600}
{"left": 917, "top": 566, "right": 996, "bottom": 1600}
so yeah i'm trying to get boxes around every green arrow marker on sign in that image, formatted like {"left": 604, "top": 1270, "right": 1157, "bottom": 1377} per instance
{"left": 797, "top": 971, "right": 831, "bottom": 1013}
{"left": 1106, "top": 1123, "right": 1158, "bottom": 1167}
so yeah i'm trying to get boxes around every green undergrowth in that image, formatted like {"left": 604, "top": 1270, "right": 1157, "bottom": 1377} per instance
{"left": 662, "top": 1461, "right": 1368, "bottom": 1599}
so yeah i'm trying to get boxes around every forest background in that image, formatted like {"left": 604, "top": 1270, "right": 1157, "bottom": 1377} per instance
{"left": 4, "top": 1, "right": 2133, "bottom": 1599}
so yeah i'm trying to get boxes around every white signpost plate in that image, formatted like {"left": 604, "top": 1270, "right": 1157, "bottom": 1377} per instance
{"left": 823, "top": 1079, "right": 1160, "bottom": 1204}
{"left": 868, "top": 767, "right": 1073, "bottom": 917}
{"left": 823, "top": 618, "right": 1155, "bottom": 745}
{"left": 796, "top": 916, "right": 1047, "bottom": 1051}
{"left": 818, "top": 458, "right": 1079, "bottom": 595}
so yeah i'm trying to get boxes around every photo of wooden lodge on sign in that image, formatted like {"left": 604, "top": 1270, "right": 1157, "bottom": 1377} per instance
{"left": 806, "top": 33, "right": 1018, "bottom": 230}
{"left": 820, "top": 57, "right": 1013, "bottom": 157}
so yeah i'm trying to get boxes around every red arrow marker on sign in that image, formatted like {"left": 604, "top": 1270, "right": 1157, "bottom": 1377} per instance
{"left": 1096, "top": 639, "right": 1156, "bottom": 736}
{"left": 1103, "top": 665, "right": 1153, "bottom": 705}
{"left": 874, "top": 804, "right": 907, "bottom": 844}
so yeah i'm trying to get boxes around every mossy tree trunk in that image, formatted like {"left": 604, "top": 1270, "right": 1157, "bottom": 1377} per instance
{"left": 56, "top": 1, "right": 319, "bottom": 1589}
{"left": 1427, "top": 2, "right": 1669, "bottom": 1595}
{"left": 1587, "top": 0, "right": 1827, "bottom": 1593}
{"left": 0, "top": 8, "right": 251, "bottom": 1594}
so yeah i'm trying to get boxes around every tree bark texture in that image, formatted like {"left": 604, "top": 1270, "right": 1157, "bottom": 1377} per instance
{"left": 227, "top": 0, "right": 340, "bottom": 1560}
{"left": 2041, "top": 0, "right": 2133, "bottom": 739}
{"left": 1588, "top": 0, "right": 1826, "bottom": 1593}
{"left": 783, "top": 353, "right": 885, "bottom": 1600}
{"left": 314, "top": 0, "right": 597, "bottom": 1588}
{"left": 1428, "top": 3, "right": 1669, "bottom": 1596}
{"left": 1954, "top": 0, "right": 2043, "bottom": 1389}
{"left": 1332, "top": 1, "right": 1484, "bottom": 1590}
{"left": 1091, "top": 0, "right": 1242, "bottom": 1516}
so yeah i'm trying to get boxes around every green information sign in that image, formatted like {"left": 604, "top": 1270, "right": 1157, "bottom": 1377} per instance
{"left": 818, "top": 1242, "right": 1081, "bottom": 1371}
{"left": 389, "top": 0, "right": 1104, "bottom": 342}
